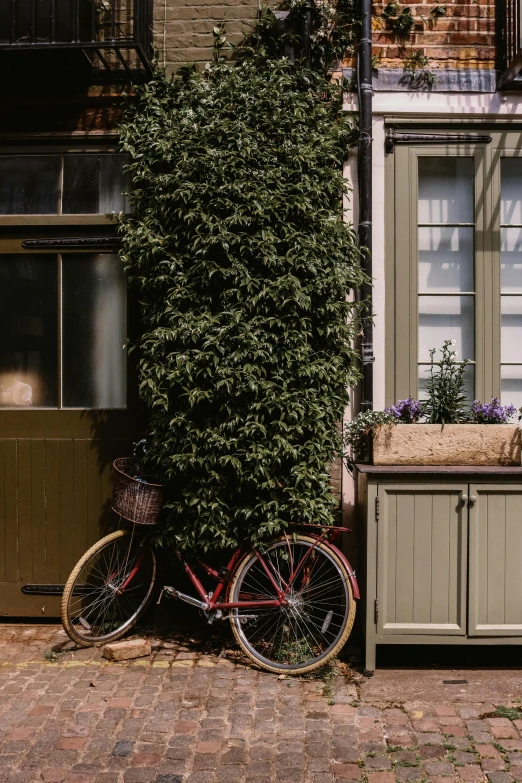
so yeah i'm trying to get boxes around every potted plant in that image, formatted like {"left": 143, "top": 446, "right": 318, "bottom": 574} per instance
{"left": 345, "top": 340, "right": 522, "bottom": 467}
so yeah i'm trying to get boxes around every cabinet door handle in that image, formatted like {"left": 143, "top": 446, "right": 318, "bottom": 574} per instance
{"left": 461, "top": 493, "right": 468, "bottom": 502}
{"left": 469, "top": 494, "right": 477, "bottom": 504}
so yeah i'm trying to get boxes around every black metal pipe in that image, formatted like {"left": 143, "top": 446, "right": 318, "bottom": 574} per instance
{"left": 357, "top": 0, "right": 373, "bottom": 411}
{"left": 302, "top": 0, "right": 313, "bottom": 67}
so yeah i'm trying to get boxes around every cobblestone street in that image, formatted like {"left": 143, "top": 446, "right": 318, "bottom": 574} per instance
{"left": 2, "top": 625, "right": 522, "bottom": 783}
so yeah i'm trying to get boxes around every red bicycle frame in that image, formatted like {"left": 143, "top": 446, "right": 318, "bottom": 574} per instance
{"left": 170, "top": 523, "right": 359, "bottom": 610}
{"left": 112, "top": 523, "right": 359, "bottom": 607}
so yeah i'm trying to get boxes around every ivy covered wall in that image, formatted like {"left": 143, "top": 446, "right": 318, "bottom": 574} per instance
{"left": 119, "top": 12, "right": 366, "bottom": 551}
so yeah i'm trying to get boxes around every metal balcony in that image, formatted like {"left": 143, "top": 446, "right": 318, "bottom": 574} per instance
{"left": 0, "top": 0, "right": 153, "bottom": 81}
{"left": 498, "top": 0, "right": 522, "bottom": 89}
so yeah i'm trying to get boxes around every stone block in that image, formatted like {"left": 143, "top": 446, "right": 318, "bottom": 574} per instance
{"left": 373, "top": 424, "right": 521, "bottom": 466}
{"left": 102, "top": 640, "right": 152, "bottom": 662}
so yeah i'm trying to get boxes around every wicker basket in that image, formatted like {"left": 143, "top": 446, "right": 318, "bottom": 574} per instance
{"left": 112, "top": 458, "right": 164, "bottom": 525}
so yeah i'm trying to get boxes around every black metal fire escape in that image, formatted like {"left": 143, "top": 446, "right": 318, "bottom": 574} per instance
{"left": 0, "top": 0, "right": 153, "bottom": 81}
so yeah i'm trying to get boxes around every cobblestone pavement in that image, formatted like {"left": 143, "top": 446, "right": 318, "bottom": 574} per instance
{"left": 2, "top": 624, "right": 522, "bottom": 783}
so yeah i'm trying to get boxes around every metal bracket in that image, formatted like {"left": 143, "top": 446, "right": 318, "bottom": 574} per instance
{"left": 386, "top": 128, "right": 492, "bottom": 154}
{"left": 22, "top": 236, "right": 122, "bottom": 250}
{"left": 22, "top": 584, "right": 64, "bottom": 595}
{"left": 375, "top": 496, "right": 380, "bottom": 522}
{"left": 362, "top": 343, "right": 375, "bottom": 365}
{"left": 374, "top": 599, "right": 379, "bottom": 624}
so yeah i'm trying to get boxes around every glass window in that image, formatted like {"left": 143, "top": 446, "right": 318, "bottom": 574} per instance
{"left": 0, "top": 156, "right": 60, "bottom": 214}
{"left": 418, "top": 295, "right": 474, "bottom": 363}
{"left": 501, "top": 365, "right": 522, "bottom": 411}
{"left": 0, "top": 153, "right": 128, "bottom": 215}
{"left": 0, "top": 253, "right": 126, "bottom": 409}
{"left": 418, "top": 226, "right": 474, "bottom": 293}
{"left": 417, "top": 157, "right": 475, "bottom": 397}
{"left": 62, "top": 155, "right": 129, "bottom": 214}
{"left": 419, "top": 364, "right": 475, "bottom": 403}
{"left": 501, "top": 159, "right": 522, "bottom": 225}
{"left": 501, "top": 159, "right": 522, "bottom": 407}
{"left": 418, "top": 158, "right": 474, "bottom": 225}
{"left": 62, "top": 254, "right": 127, "bottom": 408}
{"left": 0, "top": 255, "right": 58, "bottom": 407}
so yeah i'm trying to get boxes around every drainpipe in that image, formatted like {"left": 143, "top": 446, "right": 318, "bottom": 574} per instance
{"left": 302, "top": 0, "right": 313, "bottom": 67}
{"left": 357, "top": 0, "right": 373, "bottom": 412}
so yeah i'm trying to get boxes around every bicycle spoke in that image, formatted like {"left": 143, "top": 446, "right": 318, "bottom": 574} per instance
{"left": 64, "top": 533, "right": 155, "bottom": 644}
{"left": 232, "top": 538, "right": 352, "bottom": 671}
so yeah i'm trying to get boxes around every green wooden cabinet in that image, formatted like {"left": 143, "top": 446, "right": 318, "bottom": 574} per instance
{"left": 358, "top": 466, "right": 522, "bottom": 671}
{"left": 468, "top": 484, "right": 522, "bottom": 636}
{"left": 377, "top": 483, "right": 467, "bottom": 637}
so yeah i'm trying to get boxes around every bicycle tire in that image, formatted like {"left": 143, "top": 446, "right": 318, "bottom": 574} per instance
{"left": 228, "top": 534, "right": 356, "bottom": 675}
{"left": 61, "top": 529, "right": 157, "bottom": 647}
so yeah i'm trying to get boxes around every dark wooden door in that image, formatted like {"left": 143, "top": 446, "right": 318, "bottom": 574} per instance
{"left": 0, "top": 149, "right": 142, "bottom": 616}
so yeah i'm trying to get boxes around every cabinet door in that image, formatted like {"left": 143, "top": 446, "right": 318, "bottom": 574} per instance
{"left": 468, "top": 484, "right": 522, "bottom": 636}
{"left": 377, "top": 484, "right": 468, "bottom": 635}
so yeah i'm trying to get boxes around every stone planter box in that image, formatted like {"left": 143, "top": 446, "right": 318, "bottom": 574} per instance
{"left": 372, "top": 423, "right": 521, "bottom": 466}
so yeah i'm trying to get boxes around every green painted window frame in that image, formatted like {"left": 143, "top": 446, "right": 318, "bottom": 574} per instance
{"left": 385, "top": 130, "right": 522, "bottom": 407}
{"left": 0, "top": 143, "right": 129, "bottom": 411}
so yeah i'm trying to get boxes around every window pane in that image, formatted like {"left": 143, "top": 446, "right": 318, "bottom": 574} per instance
{"left": 418, "top": 158, "right": 474, "bottom": 225}
{"left": 418, "top": 226, "right": 474, "bottom": 292}
{"left": 0, "top": 156, "right": 60, "bottom": 214}
{"left": 501, "top": 158, "right": 522, "bottom": 225}
{"left": 418, "top": 295, "right": 474, "bottom": 363}
{"left": 501, "top": 296, "right": 522, "bottom": 363}
{"left": 418, "top": 363, "right": 474, "bottom": 403}
{"left": 62, "top": 254, "right": 126, "bottom": 408}
{"left": 501, "top": 227, "right": 522, "bottom": 292}
{"left": 62, "top": 154, "right": 129, "bottom": 214}
{"left": 0, "top": 255, "right": 58, "bottom": 407}
{"left": 501, "top": 365, "right": 522, "bottom": 411}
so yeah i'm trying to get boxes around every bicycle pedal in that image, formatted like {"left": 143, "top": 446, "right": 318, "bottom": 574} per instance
{"left": 223, "top": 614, "right": 258, "bottom": 623}
{"left": 156, "top": 586, "right": 176, "bottom": 605}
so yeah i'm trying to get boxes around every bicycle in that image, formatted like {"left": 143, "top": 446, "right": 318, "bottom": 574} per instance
{"left": 61, "top": 456, "right": 359, "bottom": 675}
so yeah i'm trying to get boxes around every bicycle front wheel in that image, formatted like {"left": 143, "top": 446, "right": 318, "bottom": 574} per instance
{"left": 228, "top": 535, "right": 355, "bottom": 674}
{"left": 61, "top": 529, "right": 156, "bottom": 647}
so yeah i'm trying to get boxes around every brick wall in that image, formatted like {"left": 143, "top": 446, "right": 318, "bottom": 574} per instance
{"left": 371, "top": 0, "right": 496, "bottom": 70}
{"left": 154, "top": 0, "right": 495, "bottom": 74}
{"left": 153, "top": 0, "right": 265, "bottom": 71}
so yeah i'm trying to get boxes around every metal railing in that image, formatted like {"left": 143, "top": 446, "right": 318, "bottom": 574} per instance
{"left": 0, "top": 0, "right": 152, "bottom": 76}
{"left": 498, "top": 0, "right": 522, "bottom": 88}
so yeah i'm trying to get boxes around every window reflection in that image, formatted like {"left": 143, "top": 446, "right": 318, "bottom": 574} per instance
{"left": 62, "top": 155, "right": 129, "bottom": 214}
{"left": 0, "top": 153, "right": 129, "bottom": 215}
{"left": 418, "top": 226, "right": 474, "bottom": 293}
{"left": 417, "top": 157, "right": 475, "bottom": 395}
{"left": 418, "top": 295, "right": 475, "bottom": 363}
{"left": 501, "top": 365, "right": 522, "bottom": 410}
{"left": 418, "top": 158, "right": 474, "bottom": 225}
{"left": 0, "top": 156, "right": 60, "bottom": 215}
{"left": 62, "top": 254, "right": 127, "bottom": 408}
{"left": 501, "top": 159, "right": 522, "bottom": 225}
{"left": 0, "top": 255, "right": 58, "bottom": 407}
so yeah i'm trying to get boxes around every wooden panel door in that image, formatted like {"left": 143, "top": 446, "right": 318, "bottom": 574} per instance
{"left": 377, "top": 483, "right": 468, "bottom": 635}
{"left": 468, "top": 484, "right": 522, "bottom": 636}
{"left": 0, "top": 435, "right": 127, "bottom": 616}
{"left": 0, "top": 240, "right": 142, "bottom": 617}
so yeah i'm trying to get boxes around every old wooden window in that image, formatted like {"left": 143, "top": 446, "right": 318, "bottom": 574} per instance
{"left": 387, "top": 130, "right": 522, "bottom": 408}
{"left": 0, "top": 147, "right": 128, "bottom": 410}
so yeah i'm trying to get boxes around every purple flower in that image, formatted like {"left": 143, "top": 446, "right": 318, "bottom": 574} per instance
{"left": 385, "top": 397, "right": 423, "bottom": 423}
{"left": 471, "top": 397, "right": 517, "bottom": 424}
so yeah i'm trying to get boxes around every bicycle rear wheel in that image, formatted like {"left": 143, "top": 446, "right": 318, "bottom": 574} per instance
{"left": 61, "top": 529, "right": 156, "bottom": 647}
{"left": 228, "top": 535, "right": 355, "bottom": 674}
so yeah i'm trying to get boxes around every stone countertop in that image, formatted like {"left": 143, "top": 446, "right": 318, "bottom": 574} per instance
{"left": 355, "top": 464, "right": 522, "bottom": 475}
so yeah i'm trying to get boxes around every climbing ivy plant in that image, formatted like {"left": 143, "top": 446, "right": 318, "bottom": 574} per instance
{"left": 118, "top": 4, "right": 366, "bottom": 552}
